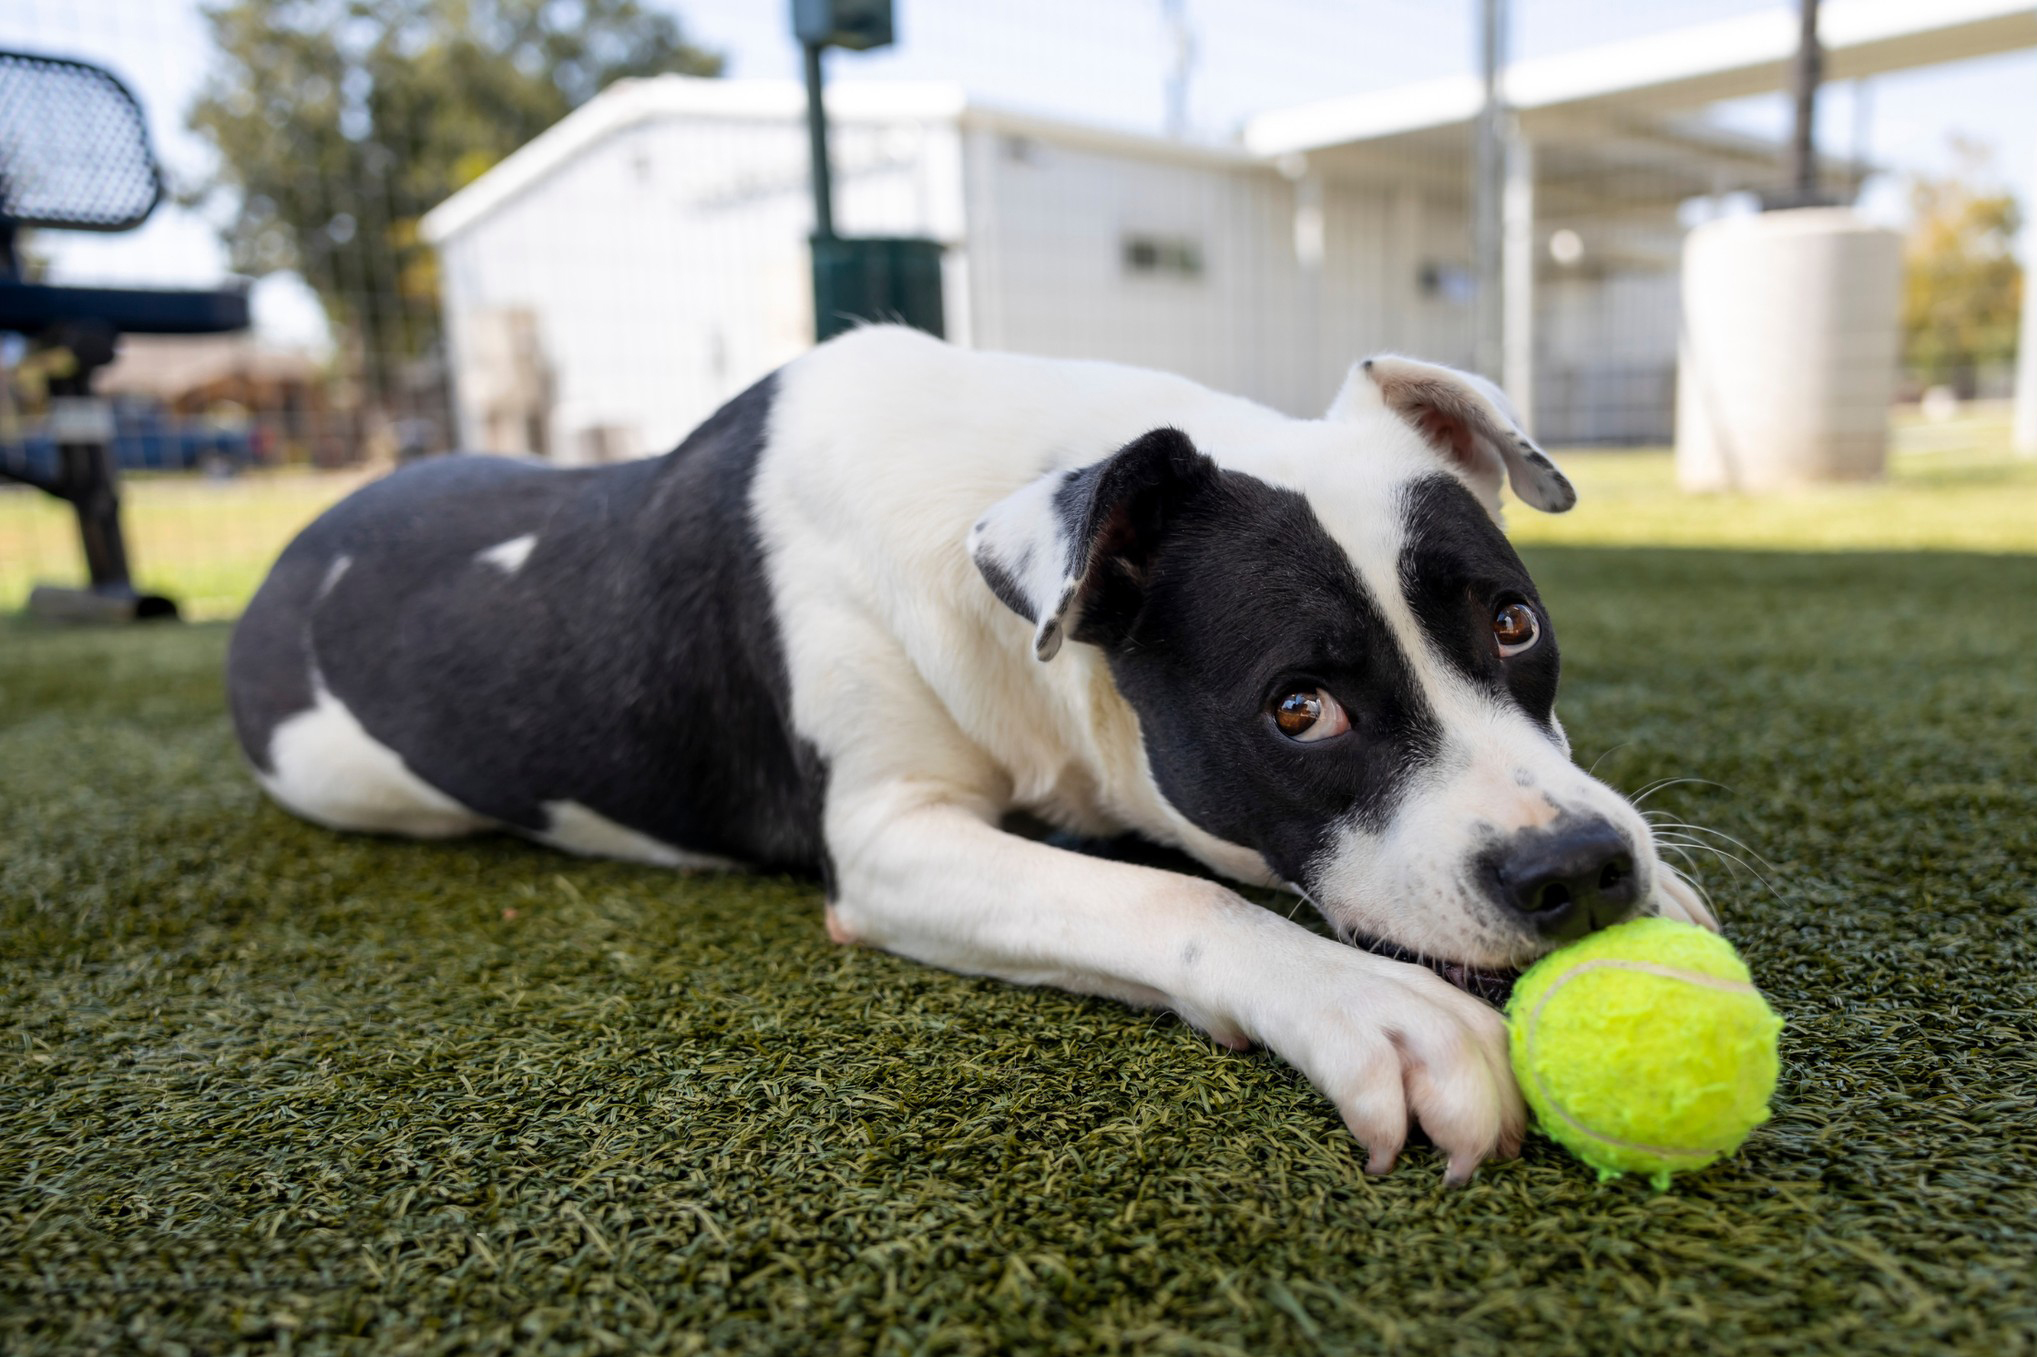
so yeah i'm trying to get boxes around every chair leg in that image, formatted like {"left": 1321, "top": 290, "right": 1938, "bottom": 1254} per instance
{"left": 62, "top": 439, "right": 135, "bottom": 594}
{"left": 21, "top": 433, "right": 179, "bottom": 623}
{"left": 11, "top": 328, "right": 179, "bottom": 621}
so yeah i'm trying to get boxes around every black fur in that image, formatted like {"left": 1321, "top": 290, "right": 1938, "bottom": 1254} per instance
{"left": 226, "top": 373, "right": 828, "bottom": 873}
{"left": 1054, "top": 428, "right": 1218, "bottom": 649}
{"left": 1052, "top": 442, "right": 1571, "bottom": 897}
{"left": 1060, "top": 430, "right": 1446, "bottom": 888}
{"left": 227, "top": 557, "right": 319, "bottom": 775}
{"left": 1396, "top": 474, "right": 1560, "bottom": 728}
{"left": 974, "top": 549, "right": 1034, "bottom": 621}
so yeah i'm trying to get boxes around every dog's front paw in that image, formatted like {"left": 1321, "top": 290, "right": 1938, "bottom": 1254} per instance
{"left": 1250, "top": 951, "right": 1526, "bottom": 1183}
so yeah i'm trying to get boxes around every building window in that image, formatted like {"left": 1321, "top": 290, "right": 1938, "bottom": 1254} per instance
{"left": 1122, "top": 234, "right": 1204, "bottom": 279}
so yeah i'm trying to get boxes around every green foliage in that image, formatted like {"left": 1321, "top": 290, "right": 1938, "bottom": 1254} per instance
{"left": 1901, "top": 142, "right": 2025, "bottom": 391}
{"left": 3, "top": 541, "right": 2035, "bottom": 1354}
{"left": 187, "top": 0, "right": 721, "bottom": 398}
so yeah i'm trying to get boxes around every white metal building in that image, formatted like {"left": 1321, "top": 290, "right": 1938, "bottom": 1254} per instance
{"left": 421, "top": 0, "right": 2035, "bottom": 462}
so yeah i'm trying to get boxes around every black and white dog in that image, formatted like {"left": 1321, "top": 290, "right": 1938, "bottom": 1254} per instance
{"left": 229, "top": 326, "right": 1714, "bottom": 1181}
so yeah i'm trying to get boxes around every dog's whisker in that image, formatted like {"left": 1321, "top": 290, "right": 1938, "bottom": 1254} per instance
{"left": 1649, "top": 836, "right": 1783, "bottom": 903}
{"left": 1649, "top": 833, "right": 1734, "bottom": 862}
{"left": 1660, "top": 821, "right": 1779, "bottom": 872}
{"left": 1643, "top": 799, "right": 1782, "bottom": 885}
{"left": 1640, "top": 809, "right": 1694, "bottom": 830}
{"left": 1285, "top": 879, "right": 1325, "bottom": 929}
{"left": 1642, "top": 809, "right": 1776, "bottom": 876}
{"left": 1627, "top": 775, "right": 1704, "bottom": 803}
{"left": 1629, "top": 776, "right": 1732, "bottom": 806}
{"left": 1586, "top": 742, "right": 1632, "bottom": 777}
{"left": 1651, "top": 833, "right": 1731, "bottom": 858}
{"left": 1653, "top": 840, "right": 1704, "bottom": 867}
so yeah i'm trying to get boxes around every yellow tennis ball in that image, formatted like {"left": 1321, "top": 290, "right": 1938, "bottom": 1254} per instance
{"left": 1507, "top": 916, "right": 1783, "bottom": 1189}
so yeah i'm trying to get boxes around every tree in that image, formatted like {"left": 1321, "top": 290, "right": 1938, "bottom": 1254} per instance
{"left": 188, "top": 0, "right": 720, "bottom": 414}
{"left": 1901, "top": 141, "right": 2025, "bottom": 395}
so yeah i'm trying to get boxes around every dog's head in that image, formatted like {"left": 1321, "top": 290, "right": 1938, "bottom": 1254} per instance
{"left": 970, "top": 356, "right": 1668, "bottom": 990}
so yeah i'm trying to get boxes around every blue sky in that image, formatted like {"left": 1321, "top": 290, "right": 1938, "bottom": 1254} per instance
{"left": 3, "top": 0, "right": 2031, "bottom": 349}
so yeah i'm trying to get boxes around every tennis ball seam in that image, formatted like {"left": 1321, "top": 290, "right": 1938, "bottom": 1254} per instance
{"left": 1523, "top": 957, "right": 1762, "bottom": 1161}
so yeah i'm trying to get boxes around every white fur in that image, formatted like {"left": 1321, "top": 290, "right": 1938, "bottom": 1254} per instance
{"left": 261, "top": 678, "right": 485, "bottom": 838}
{"left": 537, "top": 800, "right": 741, "bottom": 872}
{"left": 476, "top": 534, "right": 538, "bottom": 574}
{"left": 261, "top": 686, "right": 742, "bottom": 873}
{"left": 317, "top": 555, "right": 352, "bottom": 600}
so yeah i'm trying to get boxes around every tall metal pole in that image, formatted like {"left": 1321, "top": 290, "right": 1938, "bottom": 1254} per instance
{"left": 1785, "top": 0, "right": 1822, "bottom": 206}
{"left": 2016, "top": 146, "right": 2037, "bottom": 456}
{"left": 1501, "top": 126, "right": 1535, "bottom": 429}
{"left": 1472, "top": 0, "right": 1506, "bottom": 381}
{"left": 802, "top": 40, "right": 834, "bottom": 241}
{"left": 1162, "top": 0, "right": 1194, "bottom": 140}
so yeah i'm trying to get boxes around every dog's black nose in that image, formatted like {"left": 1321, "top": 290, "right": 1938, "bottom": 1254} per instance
{"left": 1493, "top": 819, "right": 1638, "bottom": 943}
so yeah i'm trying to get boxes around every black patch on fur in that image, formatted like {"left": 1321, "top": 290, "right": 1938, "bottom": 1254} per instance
{"left": 1086, "top": 437, "right": 1444, "bottom": 886}
{"left": 226, "top": 555, "right": 320, "bottom": 774}
{"left": 975, "top": 548, "right": 1033, "bottom": 620}
{"left": 1396, "top": 474, "right": 1560, "bottom": 728}
{"left": 226, "top": 373, "right": 829, "bottom": 873}
{"left": 1053, "top": 427, "right": 1220, "bottom": 648}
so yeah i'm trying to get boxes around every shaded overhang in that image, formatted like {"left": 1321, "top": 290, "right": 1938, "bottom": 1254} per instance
{"left": 1244, "top": 0, "right": 2036, "bottom": 209}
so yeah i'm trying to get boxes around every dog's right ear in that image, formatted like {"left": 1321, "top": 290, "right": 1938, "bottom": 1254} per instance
{"left": 967, "top": 427, "right": 1218, "bottom": 661}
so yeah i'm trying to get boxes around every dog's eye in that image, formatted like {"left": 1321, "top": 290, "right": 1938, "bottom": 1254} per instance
{"left": 1272, "top": 688, "right": 1350, "bottom": 742}
{"left": 1493, "top": 601, "right": 1539, "bottom": 656}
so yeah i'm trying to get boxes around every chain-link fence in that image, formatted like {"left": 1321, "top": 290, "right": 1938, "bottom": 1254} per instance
{"left": 2, "top": 0, "right": 2032, "bottom": 616}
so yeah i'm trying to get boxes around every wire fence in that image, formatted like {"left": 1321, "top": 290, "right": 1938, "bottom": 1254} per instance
{"left": 1, "top": 0, "right": 2031, "bottom": 616}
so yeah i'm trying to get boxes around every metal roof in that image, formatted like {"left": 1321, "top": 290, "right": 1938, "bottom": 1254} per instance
{"left": 421, "top": 78, "right": 1255, "bottom": 245}
{"left": 1245, "top": 0, "right": 2035, "bottom": 157}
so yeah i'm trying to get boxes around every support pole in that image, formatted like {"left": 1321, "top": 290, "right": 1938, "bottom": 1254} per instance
{"left": 1501, "top": 122, "right": 1535, "bottom": 429}
{"left": 1784, "top": 0, "right": 1822, "bottom": 207}
{"left": 1161, "top": 0, "right": 1194, "bottom": 140}
{"left": 1472, "top": 0, "right": 1507, "bottom": 382}
{"left": 2016, "top": 150, "right": 2037, "bottom": 456}
{"left": 1283, "top": 155, "right": 1325, "bottom": 413}
{"left": 802, "top": 40, "right": 834, "bottom": 242}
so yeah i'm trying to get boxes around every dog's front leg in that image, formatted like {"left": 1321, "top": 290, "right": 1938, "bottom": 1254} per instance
{"left": 826, "top": 793, "right": 1526, "bottom": 1181}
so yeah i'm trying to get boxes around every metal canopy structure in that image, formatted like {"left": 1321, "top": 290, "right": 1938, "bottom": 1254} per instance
{"left": 1244, "top": 0, "right": 2037, "bottom": 424}
{"left": 1246, "top": 0, "right": 2037, "bottom": 160}
{"left": 1284, "top": 113, "right": 1869, "bottom": 214}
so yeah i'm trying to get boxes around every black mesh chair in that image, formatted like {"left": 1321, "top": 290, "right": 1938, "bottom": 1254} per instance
{"left": 0, "top": 50, "right": 251, "bottom": 620}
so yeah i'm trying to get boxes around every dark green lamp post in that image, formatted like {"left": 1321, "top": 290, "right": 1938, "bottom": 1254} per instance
{"left": 791, "top": 0, "right": 945, "bottom": 342}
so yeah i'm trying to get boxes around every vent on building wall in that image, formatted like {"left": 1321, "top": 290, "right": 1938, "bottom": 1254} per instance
{"left": 1419, "top": 262, "right": 1476, "bottom": 305}
{"left": 1122, "top": 234, "right": 1203, "bottom": 279}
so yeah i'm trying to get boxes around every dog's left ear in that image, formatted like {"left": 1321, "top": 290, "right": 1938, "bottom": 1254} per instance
{"left": 968, "top": 426, "right": 1217, "bottom": 661}
{"left": 1327, "top": 355, "right": 1576, "bottom": 513}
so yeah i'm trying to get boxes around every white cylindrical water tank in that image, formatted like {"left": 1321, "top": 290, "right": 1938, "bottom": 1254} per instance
{"left": 1675, "top": 208, "right": 1903, "bottom": 492}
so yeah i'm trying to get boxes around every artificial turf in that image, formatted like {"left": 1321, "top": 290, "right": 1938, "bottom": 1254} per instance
{"left": 2, "top": 543, "right": 2034, "bottom": 1355}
